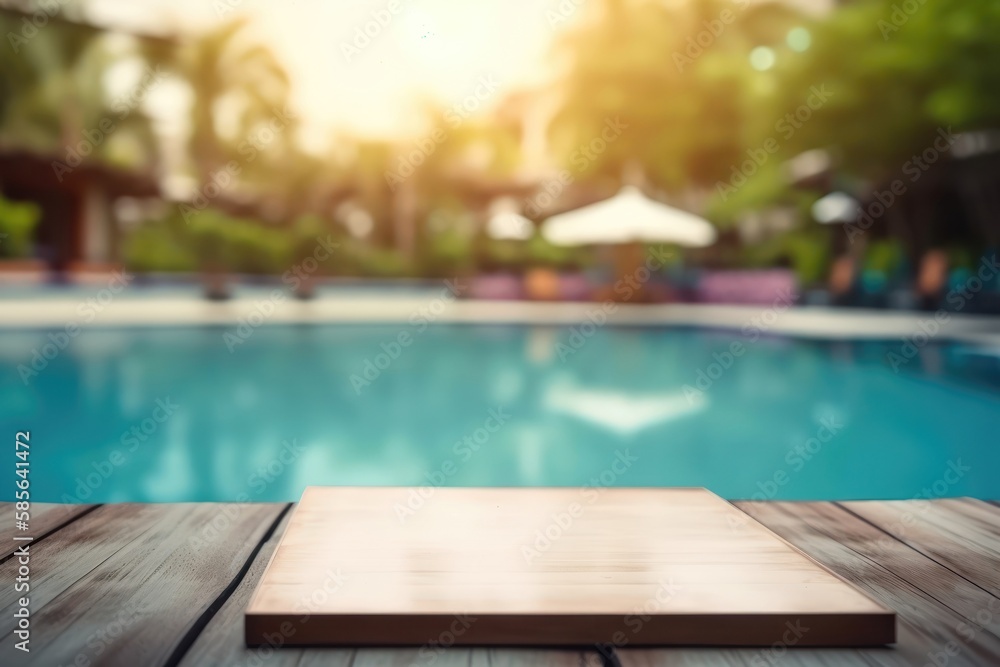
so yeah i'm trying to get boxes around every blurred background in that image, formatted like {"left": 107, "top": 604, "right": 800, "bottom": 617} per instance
{"left": 2, "top": 0, "right": 999, "bottom": 504}
{"left": 0, "top": 0, "right": 997, "bottom": 307}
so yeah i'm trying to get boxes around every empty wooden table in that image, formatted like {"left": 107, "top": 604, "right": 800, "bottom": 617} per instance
{"left": 246, "top": 487, "right": 895, "bottom": 647}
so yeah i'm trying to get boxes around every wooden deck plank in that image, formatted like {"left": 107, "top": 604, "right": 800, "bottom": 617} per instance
{"left": 735, "top": 501, "right": 1000, "bottom": 666}
{"left": 620, "top": 649, "right": 866, "bottom": 667}
{"left": 335, "top": 648, "right": 596, "bottom": 667}
{"left": 616, "top": 648, "right": 774, "bottom": 667}
{"left": 0, "top": 502, "right": 285, "bottom": 667}
{"left": 1, "top": 504, "right": 196, "bottom": 629}
{"left": 180, "top": 505, "right": 591, "bottom": 667}
{"left": 471, "top": 648, "right": 602, "bottom": 666}
{"left": 0, "top": 502, "right": 95, "bottom": 558}
{"left": 842, "top": 498, "right": 1000, "bottom": 599}
{"left": 285, "top": 642, "right": 598, "bottom": 665}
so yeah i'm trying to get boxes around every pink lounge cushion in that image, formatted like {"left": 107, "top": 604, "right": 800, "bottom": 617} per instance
{"left": 697, "top": 269, "right": 798, "bottom": 305}
{"left": 468, "top": 273, "right": 524, "bottom": 300}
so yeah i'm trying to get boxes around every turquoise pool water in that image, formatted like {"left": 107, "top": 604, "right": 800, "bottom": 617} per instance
{"left": 2, "top": 324, "right": 998, "bottom": 503}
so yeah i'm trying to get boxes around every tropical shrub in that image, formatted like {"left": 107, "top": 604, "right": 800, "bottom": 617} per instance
{"left": 0, "top": 195, "right": 40, "bottom": 259}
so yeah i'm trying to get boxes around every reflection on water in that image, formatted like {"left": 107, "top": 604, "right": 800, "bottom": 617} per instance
{"left": 543, "top": 383, "right": 706, "bottom": 435}
{"left": 1, "top": 324, "right": 998, "bottom": 502}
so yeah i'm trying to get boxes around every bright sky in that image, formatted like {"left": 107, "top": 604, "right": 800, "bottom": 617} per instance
{"left": 86, "top": 0, "right": 577, "bottom": 141}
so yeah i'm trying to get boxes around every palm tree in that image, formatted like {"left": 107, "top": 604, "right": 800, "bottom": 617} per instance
{"left": 0, "top": 10, "right": 99, "bottom": 153}
{"left": 0, "top": 8, "right": 162, "bottom": 170}
{"left": 174, "top": 18, "right": 292, "bottom": 190}
{"left": 160, "top": 18, "right": 293, "bottom": 298}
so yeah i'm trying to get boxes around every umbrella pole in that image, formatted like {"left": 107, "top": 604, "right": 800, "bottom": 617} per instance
{"left": 612, "top": 242, "right": 645, "bottom": 303}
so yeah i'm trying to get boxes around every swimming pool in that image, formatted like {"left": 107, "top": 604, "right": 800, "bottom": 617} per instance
{"left": 2, "top": 323, "right": 998, "bottom": 503}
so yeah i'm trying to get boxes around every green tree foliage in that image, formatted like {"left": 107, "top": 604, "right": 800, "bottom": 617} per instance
{"left": 547, "top": 0, "right": 805, "bottom": 192}
{"left": 768, "top": 0, "right": 1000, "bottom": 182}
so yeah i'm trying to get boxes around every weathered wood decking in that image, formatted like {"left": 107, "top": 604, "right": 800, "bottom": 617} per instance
{"left": 2, "top": 498, "right": 998, "bottom": 666}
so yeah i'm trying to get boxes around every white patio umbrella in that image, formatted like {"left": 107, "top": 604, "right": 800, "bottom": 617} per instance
{"left": 541, "top": 186, "right": 717, "bottom": 247}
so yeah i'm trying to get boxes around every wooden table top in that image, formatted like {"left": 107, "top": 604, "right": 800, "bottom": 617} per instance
{"left": 246, "top": 487, "right": 894, "bottom": 646}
